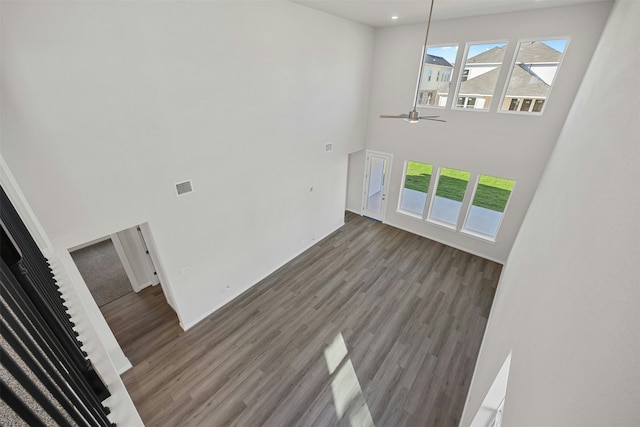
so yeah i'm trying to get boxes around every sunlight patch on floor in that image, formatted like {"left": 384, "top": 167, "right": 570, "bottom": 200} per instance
{"left": 324, "top": 332, "right": 349, "bottom": 375}
{"left": 324, "top": 333, "right": 375, "bottom": 426}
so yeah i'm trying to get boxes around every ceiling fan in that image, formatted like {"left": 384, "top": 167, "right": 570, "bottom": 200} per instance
{"left": 380, "top": 0, "right": 446, "bottom": 124}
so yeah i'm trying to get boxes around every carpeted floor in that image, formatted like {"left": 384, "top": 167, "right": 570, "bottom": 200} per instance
{"left": 71, "top": 239, "right": 133, "bottom": 307}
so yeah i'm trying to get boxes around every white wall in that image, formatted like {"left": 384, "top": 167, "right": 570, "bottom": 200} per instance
{"left": 364, "top": 1, "right": 613, "bottom": 262}
{"left": 1, "top": 1, "right": 373, "bottom": 331}
{"left": 461, "top": 1, "right": 640, "bottom": 425}
{"left": 346, "top": 149, "right": 365, "bottom": 213}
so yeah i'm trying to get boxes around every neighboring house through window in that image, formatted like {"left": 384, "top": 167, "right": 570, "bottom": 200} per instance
{"left": 418, "top": 45, "right": 458, "bottom": 108}
{"left": 455, "top": 42, "right": 508, "bottom": 111}
{"left": 501, "top": 39, "right": 568, "bottom": 113}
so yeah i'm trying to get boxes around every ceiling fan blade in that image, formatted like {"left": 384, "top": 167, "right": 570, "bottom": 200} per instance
{"left": 380, "top": 114, "right": 409, "bottom": 119}
{"left": 419, "top": 117, "right": 447, "bottom": 122}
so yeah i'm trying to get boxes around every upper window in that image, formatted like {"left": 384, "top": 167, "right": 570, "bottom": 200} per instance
{"left": 454, "top": 42, "right": 508, "bottom": 111}
{"left": 418, "top": 45, "right": 459, "bottom": 108}
{"left": 500, "top": 38, "right": 569, "bottom": 114}
{"left": 462, "top": 175, "right": 515, "bottom": 240}
{"left": 428, "top": 167, "right": 470, "bottom": 228}
{"left": 398, "top": 161, "right": 432, "bottom": 217}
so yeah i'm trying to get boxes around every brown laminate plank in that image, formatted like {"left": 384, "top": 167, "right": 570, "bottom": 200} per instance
{"left": 106, "top": 212, "right": 501, "bottom": 426}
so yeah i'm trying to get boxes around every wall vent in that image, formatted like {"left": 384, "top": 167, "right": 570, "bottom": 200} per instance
{"left": 325, "top": 142, "right": 333, "bottom": 153}
{"left": 175, "top": 180, "right": 194, "bottom": 196}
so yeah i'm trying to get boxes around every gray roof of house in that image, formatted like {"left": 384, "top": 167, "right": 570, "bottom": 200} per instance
{"left": 515, "top": 41, "right": 562, "bottom": 63}
{"left": 459, "top": 65, "right": 549, "bottom": 97}
{"left": 467, "top": 46, "right": 506, "bottom": 64}
{"left": 459, "top": 68, "right": 501, "bottom": 95}
{"left": 459, "top": 41, "right": 558, "bottom": 97}
{"left": 504, "top": 65, "right": 550, "bottom": 97}
{"left": 425, "top": 54, "right": 453, "bottom": 67}
{"left": 466, "top": 41, "right": 561, "bottom": 65}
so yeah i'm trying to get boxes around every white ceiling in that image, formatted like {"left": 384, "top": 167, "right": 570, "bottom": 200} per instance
{"left": 290, "top": 0, "right": 608, "bottom": 28}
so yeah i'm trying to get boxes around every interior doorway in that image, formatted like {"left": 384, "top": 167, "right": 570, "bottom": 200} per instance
{"left": 69, "top": 223, "right": 181, "bottom": 366}
{"left": 70, "top": 224, "right": 160, "bottom": 307}
{"left": 362, "top": 150, "right": 393, "bottom": 221}
{"left": 70, "top": 237, "right": 134, "bottom": 307}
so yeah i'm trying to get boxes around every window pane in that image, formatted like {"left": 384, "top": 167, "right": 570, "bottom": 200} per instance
{"left": 463, "top": 175, "right": 515, "bottom": 238}
{"left": 418, "top": 45, "right": 458, "bottom": 108}
{"left": 399, "top": 161, "right": 432, "bottom": 216}
{"left": 456, "top": 42, "right": 508, "bottom": 111}
{"left": 501, "top": 39, "right": 568, "bottom": 113}
{"left": 428, "top": 167, "right": 470, "bottom": 226}
{"left": 366, "top": 157, "right": 386, "bottom": 214}
{"left": 532, "top": 99, "right": 544, "bottom": 112}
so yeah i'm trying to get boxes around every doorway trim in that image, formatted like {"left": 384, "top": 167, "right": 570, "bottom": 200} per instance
{"left": 109, "top": 233, "right": 140, "bottom": 292}
{"left": 361, "top": 150, "right": 393, "bottom": 222}
{"left": 138, "top": 223, "right": 179, "bottom": 315}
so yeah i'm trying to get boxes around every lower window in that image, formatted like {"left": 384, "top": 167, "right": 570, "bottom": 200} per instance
{"left": 428, "top": 167, "right": 471, "bottom": 227}
{"left": 462, "top": 175, "right": 515, "bottom": 239}
{"left": 398, "top": 161, "right": 432, "bottom": 216}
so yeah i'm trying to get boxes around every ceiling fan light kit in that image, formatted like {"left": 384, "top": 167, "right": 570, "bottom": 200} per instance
{"left": 380, "top": 0, "right": 445, "bottom": 124}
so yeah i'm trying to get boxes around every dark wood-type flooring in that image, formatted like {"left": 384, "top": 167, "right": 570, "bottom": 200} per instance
{"left": 107, "top": 212, "right": 501, "bottom": 426}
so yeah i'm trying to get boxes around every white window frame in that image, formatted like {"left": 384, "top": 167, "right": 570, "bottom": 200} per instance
{"left": 396, "top": 160, "right": 435, "bottom": 220}
{"left": 498, "top": 37, "right": 571, "bottom": 116}
{"left": 460, "top": 175, "right": 516, "bottom": 242}
{"left": 453, "top": 40, "right": 509, "bottom": 113}
{"left": 456, "top": 96, "right": 478, "bottom": 109}
{"left": 426, "top": 167, "right": 472, "bottom": 231}
{"left": 417, "top": 43, "right": 462, "bottom": 110}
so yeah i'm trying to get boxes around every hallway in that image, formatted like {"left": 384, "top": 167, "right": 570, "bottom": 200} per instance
{"left": 101, "top": 285, "right": 181, "bottom": 366}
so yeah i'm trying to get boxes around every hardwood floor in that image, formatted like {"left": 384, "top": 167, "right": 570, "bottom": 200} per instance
{"left": 100, "top": 285, "right": 182, "bottom": 366}
{"left": 110, "top": 212, "right": 501, "bottom": 427}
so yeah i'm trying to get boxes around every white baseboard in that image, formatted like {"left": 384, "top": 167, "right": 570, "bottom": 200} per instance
{"left": 384, "top": 220, "right": 506, "bottom": 265}
{"left": 134, "top": 281, "right": 155, "bottom": 293}
{"left": 116, "top": 358, "right": 133, "bottom": 375}
{"left": 179, "top": 221, "right": 345, "bottom": 331}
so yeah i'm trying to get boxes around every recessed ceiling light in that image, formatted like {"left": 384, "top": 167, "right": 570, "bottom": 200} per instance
{"left": 391, "top": 15, "right": 399, "bottom": 20}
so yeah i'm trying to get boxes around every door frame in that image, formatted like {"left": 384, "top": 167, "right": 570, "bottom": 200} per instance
{"left": 361, "top": 150, "right": 393, "bottom": 222}
{"left": 110, "top": 232, "right": 142, "bottom": 292}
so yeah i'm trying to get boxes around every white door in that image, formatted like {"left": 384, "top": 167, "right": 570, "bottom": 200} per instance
{"left": 111, "top": 225, "right": 159, "bottom": 292}
{"left": 362, "top": 151, "right": 392, "bottom": 221}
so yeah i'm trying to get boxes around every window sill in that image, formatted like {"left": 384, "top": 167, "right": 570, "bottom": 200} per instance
{"left": 452, "top": 107, "right": 491, "bottom": 113}
{"left": 497, "top": 109, "right": 543, "bottom": 116}
{"left": 426, "top": 218, "right": 457, "bottom": 231}
{"left": 416, "top": 105, "right": 446, "bottom": 110}
{"left": 396, "top": 210, "right": 424, "bottom": 221}
{"left": 460, "top": 229, "right": 497, "bottom": 244}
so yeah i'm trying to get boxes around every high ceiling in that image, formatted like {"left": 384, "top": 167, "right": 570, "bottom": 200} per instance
{"left": 290, "top": 0, "right": 608, "bottom": 28}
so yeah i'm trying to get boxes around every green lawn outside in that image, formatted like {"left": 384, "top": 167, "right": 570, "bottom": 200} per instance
{"left": 435, "top": 168, "right": 470, "bottom": 202}
{"left": 471, "top": 185, "right": 510, "bottom": 212}
{"left": 473, "top": 176, "right": 515, "bottom": 212}
{"left": 403, "top": 162, "right": 514, "bottom": 212}
{"left": 404, "top": 161, "right": 433, "bottom": 193}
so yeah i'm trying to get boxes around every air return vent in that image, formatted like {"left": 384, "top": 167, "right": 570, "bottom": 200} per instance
{"left": 175, "top": 180, "right": 193, "bottom": 196}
